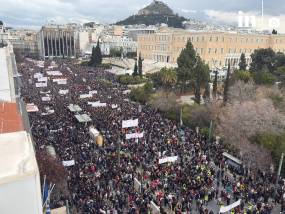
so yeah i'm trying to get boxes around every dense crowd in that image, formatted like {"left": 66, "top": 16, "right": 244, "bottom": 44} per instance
{"left": 18, "top": 58, "right": 285, "bottom": 214}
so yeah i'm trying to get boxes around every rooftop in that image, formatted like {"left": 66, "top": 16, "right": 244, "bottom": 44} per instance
{"left": 0, "top": 131, "right": 38, "bottom": 185}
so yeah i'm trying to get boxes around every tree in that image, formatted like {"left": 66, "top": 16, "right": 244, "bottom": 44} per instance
{"left": 233, "top": 70, "right": 252, "bottom": 83}
{"left": 213, "top": 70, "right": 218, "bottom": 99}
{"left": 138, "top": 53, "right": 143, "bottom": 76}
{"left": 133, "top": 61, "right": 138, "bottom": 76}
{"left": 159, "top": 67, "right": 177, "bottom": 91}
{"left": 272, "top": 29, "right": 278, "bottom": 35}
{"left": 223, "top": 64, "right": 230, "bottom": 103}
{"left": 217, "top": 92, "right": 285, "bottom": 170}
{"left": 239, "top": 53, "right": 247, "bottom": 70}
{"left": 149, "top": 91, "right": 177, "bottom": 112}
{"left": 203, "top": 83, "right": 210, "bottom": 102}
{"left": 89, "top": 40, "right": 102, "bottom": 67}
{"left": 250, "top": 48, "right": 275, "bottom": 73}
{"left": 177, "top": 40, "right": 197, "bottom": 92}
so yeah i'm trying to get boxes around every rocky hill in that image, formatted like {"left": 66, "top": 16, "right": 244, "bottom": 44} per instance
{"left": 116, "top": 1, "right": 188, "bottom": 28}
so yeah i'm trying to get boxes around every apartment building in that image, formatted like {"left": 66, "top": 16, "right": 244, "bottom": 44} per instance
{"left": 138, "top": 27, "right": 285, "bottom": 69}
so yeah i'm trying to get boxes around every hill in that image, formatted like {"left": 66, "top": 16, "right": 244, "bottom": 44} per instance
{"left": 116, "top": 0, "right": 188, "bottom": 28}
{"left": 138, "top": 0, "right": 173, "bottom": 16}
{"left": 116, "top": 14, "right": 187, "bottom": 28}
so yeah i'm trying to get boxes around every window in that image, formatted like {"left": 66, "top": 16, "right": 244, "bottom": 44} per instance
{"left": 208, "top": 48, "right": 211, "bottom": 53}
{"left": 209, "top": 36, "right": 212, "bottom": 42}
{"left": 221, "top": 48, "right": 224, "bottom": 54}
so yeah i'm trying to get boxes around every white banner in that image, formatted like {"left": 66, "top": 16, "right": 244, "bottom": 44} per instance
{"left": 62, "top": 160, "right": 75, "bottom": 167}
{"left": 89, "top": 90, "right": 97, "bottom": 95}
{"left": 41, "top": 109, "right": 55, "bottom": 115}
{"left": 53, "top": 78, "right": 67, "bottom": 85}
{"left": 37, "top": 77, "right": 48, "bottom": 82}
{"left": 36, "top": 82, "right": 47, "bottom": 88}
{"left": 34, "top": 73, "right": 43, "bottom": 79}
{"left": 80, "top": 94, "right": 93, "bottom": 99}
{"left": 26, "top": 103, "right": 39, "bottom": 112}
{"left": 59, "top": 89, "right": 69, "bottom": 95}
{"left": 42, "top": 96, "right": 51, "bottom": 102}
{"left": 88, "top": 101, "right": 99, "bottom": 105}
{"left": 122, "top": 119, "right": 138, "bottom": 128}
{"left": 126, "top": 132, "right": 144, "bottom": 140}
{"left": 123, "top": 90, "right": 131, "bottom": 95}
{"left": 47, "top": 71, "right": 62, "bottom": 76}
{"left": 219, "top": 200, "right": 241, "bottom": 213}
{"left": 159, "top": 156, "right": 178, "bottom": 164}
{"left": 91, "top": 102, "right": 107, "bottom": 107}
{"left": 111, "top": 104, "right": 118, "bottom": 109}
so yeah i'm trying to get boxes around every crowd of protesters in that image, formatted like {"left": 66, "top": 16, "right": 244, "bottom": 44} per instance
{"left": 18, "top": 58, "right": 285, "bottom": 214}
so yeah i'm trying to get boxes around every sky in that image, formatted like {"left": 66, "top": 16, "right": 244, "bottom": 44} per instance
{"left": 0, "top": 0, "right": 284, "bottom": 32}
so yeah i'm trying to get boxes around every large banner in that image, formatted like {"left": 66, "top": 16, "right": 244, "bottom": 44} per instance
{"left": 219, "top": 200, "right": 241, "bottom": 213}
{"left": 159, "top": 156, "right": 178, "bottom": 164}
{"left": 36, "top": 82, "right": 47, "bottom": 88}
{"left": 122, "top": 119, "right": 138, "bottom": 128}
{"left": 126, "top": 132, "right": 144, "bottom": 140}
{"left": 62, "top": 160, "right": 75, "bottom": 167}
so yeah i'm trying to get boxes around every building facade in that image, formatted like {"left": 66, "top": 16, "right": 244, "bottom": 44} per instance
{"left": 137, "top": 27, "right": 285, "bottom": 69}
{"left": 39, "top": 25, "right": 77, "bottom": 58}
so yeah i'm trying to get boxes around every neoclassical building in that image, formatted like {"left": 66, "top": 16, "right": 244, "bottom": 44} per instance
{"left": 137, "top": 27, "right": 285, "bottom": 69}
{"left": 38, "top": 25, "right": 77, "bottom": 58}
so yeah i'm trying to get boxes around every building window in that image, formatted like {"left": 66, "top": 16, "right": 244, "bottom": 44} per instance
{"left": 208, "top": 48, "right": 211, "bottom": 53}
{"left": 221, "top": 48, "right": 224, "bottom": 54}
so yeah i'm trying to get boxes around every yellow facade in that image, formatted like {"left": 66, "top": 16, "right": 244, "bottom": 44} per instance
{"left": 137, "top": 27, "right": 285, "bottom": 68}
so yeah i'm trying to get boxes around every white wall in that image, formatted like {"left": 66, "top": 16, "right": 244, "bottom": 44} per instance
{"left": 0, "top": 174, "right": 42, "bottom": 214}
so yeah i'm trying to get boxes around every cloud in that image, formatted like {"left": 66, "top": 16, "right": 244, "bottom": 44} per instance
{"left": 180, "top": 8, "right": 197, "bottom": 14}
{"left": 0, "top": 0, "right": 284, "bottom": 29}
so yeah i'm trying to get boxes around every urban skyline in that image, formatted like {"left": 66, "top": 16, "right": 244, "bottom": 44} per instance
{"left": 1, "top": 0, "right": 285, "bottom": 32}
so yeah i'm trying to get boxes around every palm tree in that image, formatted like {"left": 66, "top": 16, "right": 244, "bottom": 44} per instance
{"left": 160, "top": 67, "right": 177, "bottom": 91}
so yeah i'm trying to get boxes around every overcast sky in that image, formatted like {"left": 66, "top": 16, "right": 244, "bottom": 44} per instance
{"left": 0, "top": 0, "right": 284, "bottom": 31}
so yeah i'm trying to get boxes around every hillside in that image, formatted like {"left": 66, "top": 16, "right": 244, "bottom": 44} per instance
{"left": 116, "top": 1, "right": 188, "bottom": 28}
{"left": 116, "top": 14, "right": 187, "bottom": 28}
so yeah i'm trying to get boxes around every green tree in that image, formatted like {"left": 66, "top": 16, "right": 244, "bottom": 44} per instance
{"left": 274, "top": 52, "right": 285, "bottom": 68}
{"left": 133, "top": 61, "right": 138, "bottom": 76}
{"left": 89, "top": 40, "right": 102, "bottom": 67}
{"left": 177, "top": 40, "right": 197, "bottom": 92}
{"left": 213, "top": 70, "right": 218, "bottom": 99}
{"left": 138, "top": 53, "right": 143, "bottom": 76}
{"left": 89, "top": 46, "right": 96, "bottom": 66}
{"left": 203, "top": 83, "right": 210, "bottom": 102}
{"left": 194, "top": 56, "right": 210, "bottom": 104}
{"left": 159, "top": 67, "right": 177, "bottom": 90}
{"left": 250, "top": 48, "right": 275, "bottom": 73}
{"left": 223, "top": 64, "right": 231, "bottom": 103}
{"left": 254, "top": 66, "right": 277, "bottom": 85}
{"left": 239, "top": 53, "right": 247, "bottom": 70}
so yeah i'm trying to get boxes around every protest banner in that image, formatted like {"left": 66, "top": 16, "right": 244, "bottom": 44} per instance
{"left": 122, "top": 119, "right": 138, "bottom": 128}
